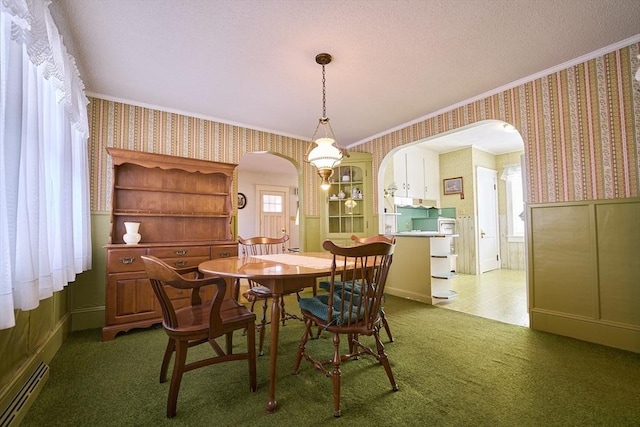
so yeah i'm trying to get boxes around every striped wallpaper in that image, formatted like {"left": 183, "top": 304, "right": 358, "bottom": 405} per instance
{"left": 352, "top": 42, "right": 640, "bottom": 207}
{"left": 88, "top": 101, "right": 319, "bottom": 214}
{"left": 88, "top": 42, "right": 640, "bottom": 216}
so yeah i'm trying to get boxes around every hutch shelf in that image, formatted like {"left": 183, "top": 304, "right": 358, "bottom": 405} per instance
{"left": 102, "top": 148, "right": 237, "bottom": 341}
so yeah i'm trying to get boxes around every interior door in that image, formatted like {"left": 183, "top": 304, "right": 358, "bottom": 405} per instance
{"left": 477, "top": 167, "right": 500, "bottom": 273}
{"left": 256, "top": 185, "right": 289, "bottom": 241}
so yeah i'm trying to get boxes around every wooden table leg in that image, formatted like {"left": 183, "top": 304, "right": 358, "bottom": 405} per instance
{"left": 266, "top": 292, "right": 281, "bottom": 413}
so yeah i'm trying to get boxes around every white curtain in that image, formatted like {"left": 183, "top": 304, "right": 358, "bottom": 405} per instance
{"left": 0, "top": 0, "right": 91, "bottom": 330}
{"left": 500, "top": 163, "right": 521, "bottom": 181}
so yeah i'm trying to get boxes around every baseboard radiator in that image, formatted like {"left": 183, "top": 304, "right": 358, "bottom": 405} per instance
{"left": 0, "top": 362, "right": 49, "bottom": 427}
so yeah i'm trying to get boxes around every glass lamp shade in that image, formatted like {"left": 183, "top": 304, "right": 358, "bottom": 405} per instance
{"left": 308, "top": 137, "right": 343, "bottom": 191}
{"left": 307, "top": 137, "right": 343, "bottom": 170}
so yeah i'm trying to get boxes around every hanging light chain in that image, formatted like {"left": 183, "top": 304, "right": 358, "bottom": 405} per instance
{"left": 321, "top": 63, "right": 327, "bottom": 119}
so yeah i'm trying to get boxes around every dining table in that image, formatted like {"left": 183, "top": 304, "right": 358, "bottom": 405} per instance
{"left": 198, "top": 251, "right": 337, "bottom": 413}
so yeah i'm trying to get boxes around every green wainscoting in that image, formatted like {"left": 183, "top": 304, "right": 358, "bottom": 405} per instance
{"left": 528, "top": 198, "right": 640, "bottom": 353}
{"left": 0, "top": 282, "right": 69, "bottom": 420}
{"left": 69, "top": 212, "right": 110, "bottom": 331}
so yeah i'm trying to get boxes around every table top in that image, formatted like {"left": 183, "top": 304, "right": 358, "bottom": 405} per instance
{"left": 198, "top": 252, "right": 337, "bottom": 280}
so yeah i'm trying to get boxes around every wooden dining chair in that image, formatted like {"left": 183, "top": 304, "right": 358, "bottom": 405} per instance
{"left": 317, "top": 234, "right": 396, "bottom": 342}
{"left": 293, "top": 239, "right": 398, "bottom": 417}
{"left": 238, "top": 234, "right": 303, "bottom": 356}
{"left": 141, "top": 255, "right": 257, "bottom": 418}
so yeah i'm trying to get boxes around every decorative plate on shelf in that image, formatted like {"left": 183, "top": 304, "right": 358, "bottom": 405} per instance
{"left": 238, "top": 192, "right": 247, "bottom": 209}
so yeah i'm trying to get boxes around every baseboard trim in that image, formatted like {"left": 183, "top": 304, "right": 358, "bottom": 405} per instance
{"left": 386, "top": 287, "right": 434, "bottom": 305}
{"left": 531, "top": 310, "right": 640, "bottom": 353}
{"left": 71, "top": 305, "right": 105, "bottom": 331}
{"left": 0, "top": 315, "right": 69, "bottom": 426}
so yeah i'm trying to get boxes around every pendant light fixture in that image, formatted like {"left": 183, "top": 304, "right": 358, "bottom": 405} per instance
{"left": 305, "top": 53, "right": 347, "bottom": 190}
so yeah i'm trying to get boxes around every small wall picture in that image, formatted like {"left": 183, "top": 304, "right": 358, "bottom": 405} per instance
{"left": 443, "top": 177, "right": 463, "bottom": 195}
{"left": 238, "top": 192, "right": 247, "bottom": 209}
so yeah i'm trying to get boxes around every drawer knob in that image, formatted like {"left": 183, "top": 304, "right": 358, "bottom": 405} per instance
{"left": 173, "top": 260, "right": 188, "bottom": 267}
{"left": 174, "top": 249, "right": 188, "bottom": 256}
{"left": 219, "top": 252, "right": 231, "bottom": 258}
{"left": 119, "top": 256, "right": 136, "bottom": 265}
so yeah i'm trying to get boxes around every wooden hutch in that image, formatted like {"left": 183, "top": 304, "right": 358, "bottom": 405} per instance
{"left": 102, "top": 148, "right": 237, "bottom": 341}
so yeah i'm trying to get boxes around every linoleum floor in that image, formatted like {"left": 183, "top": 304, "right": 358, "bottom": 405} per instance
{"left": 433, "top": 269, "right": 529, "bottom": 327}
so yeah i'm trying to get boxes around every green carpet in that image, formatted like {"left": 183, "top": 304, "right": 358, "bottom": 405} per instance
{"left": 22, "top": 295, "right": 640, "bottom": 426}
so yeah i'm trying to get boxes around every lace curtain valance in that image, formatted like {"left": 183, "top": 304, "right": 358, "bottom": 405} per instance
{"left": 1, "top": 0, "right": 88, "bottom": 137}
{"left": 501, "top": 163, "right": 521, "bottom": 181}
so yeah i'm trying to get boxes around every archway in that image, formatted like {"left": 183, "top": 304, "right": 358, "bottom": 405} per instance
{"left": 237, "top": 152, "right": 301, "bottom": 249}
{"left": 378, "top": 120, "right": 528, "bottom": 326}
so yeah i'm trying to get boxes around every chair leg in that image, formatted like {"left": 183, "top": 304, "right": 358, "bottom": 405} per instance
{"left": 280, "top": 296, "right": 288, "bottom": 326}
{"left": 246, "top": 321, "right": 257, "bottom": 392}
{"left": 225, "top": 331, "right": 233, "bottom": 354}
{"left": 160, "top": 338, "right": 175, "bottom": 383}
{"left": 331, "top": 332, "right": 342, "bottom": 418}
{"left": 380, "top": 308, "right": 394, "bottom": 342}
{"left": 293, "top": 319, "right": 313, "bottom": 374}
{"left": 258, "top": 297, "right": 268, "bottom": 356}
{"left": 167, "top": 339, "right": 189, "bottom": 418}
{"left": 374, "top": 331, "right": 398, "bottom": 392}
{"left": 348, "top": 333, "right": 358, "bottom": 356}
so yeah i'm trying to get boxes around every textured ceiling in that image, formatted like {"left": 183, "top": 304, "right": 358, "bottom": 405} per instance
{"left": 52, "top": 0, "right": 640, "bottom": 156}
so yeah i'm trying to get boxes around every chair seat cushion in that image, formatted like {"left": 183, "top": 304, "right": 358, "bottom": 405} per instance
{"left": 247, "top": 284, "right": 304, "bottom": 298}
{"left": 318, "top": 280, "right": 362, "bottom": 294}
{"left": 299, "top": 294, "right": 363, "bottom": 326}
{"left": 247, "top": 285, "right": 272, "bottom": 297}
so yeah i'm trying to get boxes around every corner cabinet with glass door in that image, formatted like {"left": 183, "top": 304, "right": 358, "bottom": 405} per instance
{"left": 322, "top": 153, "right": 372, "bottom": 245}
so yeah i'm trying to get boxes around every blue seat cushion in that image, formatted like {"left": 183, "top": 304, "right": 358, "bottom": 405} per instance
{"left": 318, "top": 280, "right": 362, "bottom": 294}
{"left": 299, "top": 294, "right": 363, "bottom": 325}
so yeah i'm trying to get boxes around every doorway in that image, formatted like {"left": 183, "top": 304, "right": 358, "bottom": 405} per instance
{"left": 237, "top": 152, "right": 299, "bottom": 248}
{"left": 378, "top": 120, "right": 527, "bottom": 327}
{"left": 256, "top": 185, "right": 289, "bottom": 239}
{"left": 476, "top": 167, "right": 499, "bottom": 273}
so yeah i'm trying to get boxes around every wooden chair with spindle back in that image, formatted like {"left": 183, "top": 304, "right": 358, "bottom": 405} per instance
{"left": 293, "top": 239, "right": 398, "bottom": 417}
{"left": 317, "top": 234, "right": 396, "bottom": 342}
{"left": 238, "top": 234, "right": 304, "bottom": 356}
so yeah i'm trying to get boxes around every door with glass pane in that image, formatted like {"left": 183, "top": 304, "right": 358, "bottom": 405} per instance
{"left": 256, "top": 185, "right": 289, "bottom": 241}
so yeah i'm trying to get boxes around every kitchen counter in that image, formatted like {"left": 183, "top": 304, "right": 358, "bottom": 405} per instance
{"left": 385, "top": 235, "right": 433, "bottom": 304}
{"left": 395, "top": 231, "right": 457, "bottom": 237}
{"left": 396, "top": 231, "right": 438, "bottom": 236}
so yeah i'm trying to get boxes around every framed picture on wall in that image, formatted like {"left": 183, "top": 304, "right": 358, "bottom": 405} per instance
{"left": 238, "top": 192, "right": 247, "bottom": 209}
{"left": 443, "top": 177, "right": 463, "bottom": 195}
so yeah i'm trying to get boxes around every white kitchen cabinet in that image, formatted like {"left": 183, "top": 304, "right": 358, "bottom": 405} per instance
{"left": 422, "top": 150, "right": 440, "bottom": 200}
{"left": 393, "top": 146, "right": 440, "bottom": 200}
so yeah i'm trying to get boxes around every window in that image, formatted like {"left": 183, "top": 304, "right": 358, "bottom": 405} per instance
{"left": 262, "top": 194, "right": 283, "bottom": 213}
{"left": 502, "top": 164, "right": 524, "bottom": 240}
